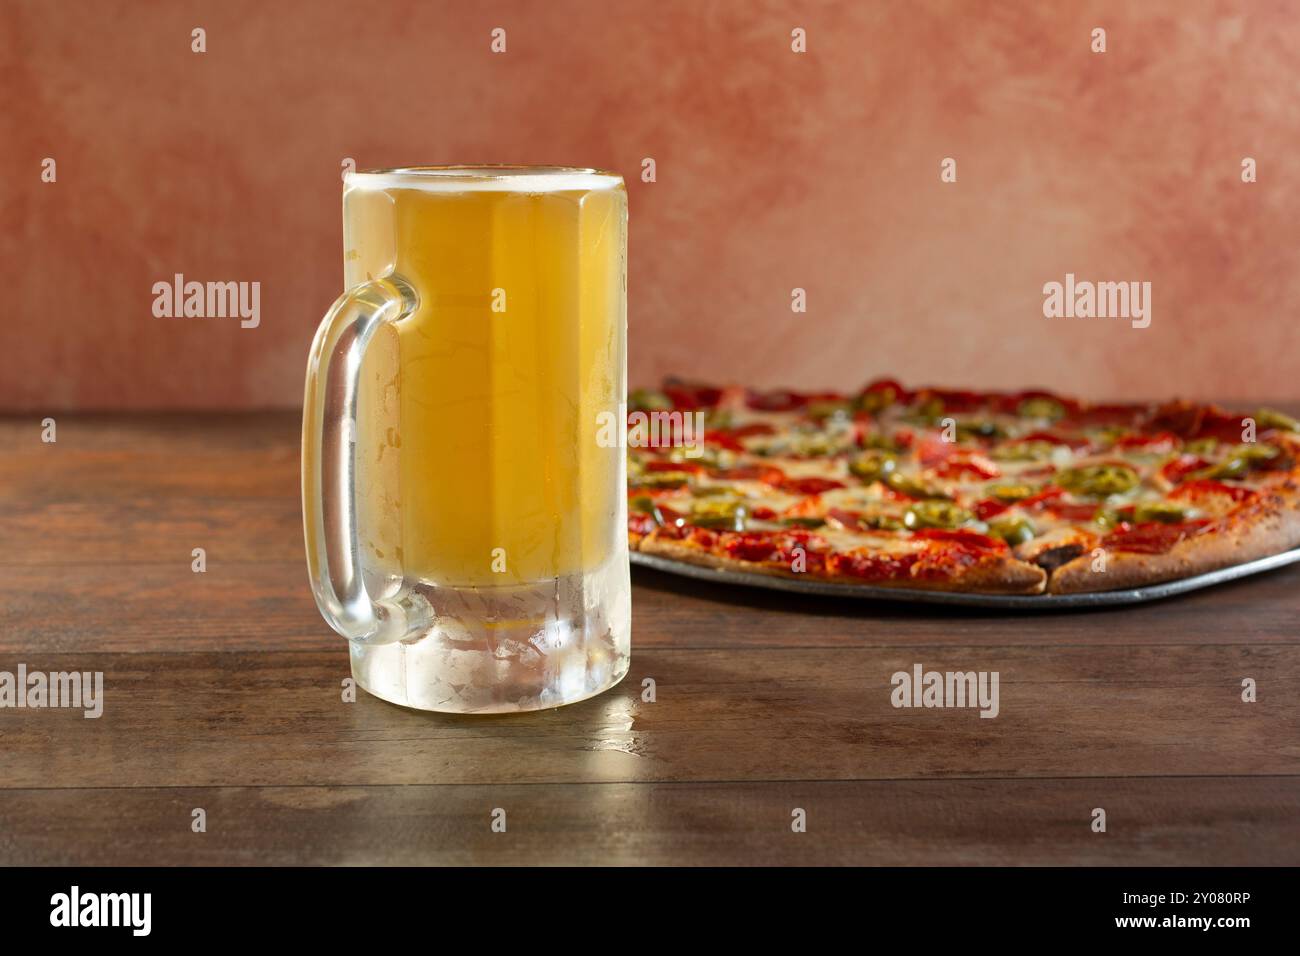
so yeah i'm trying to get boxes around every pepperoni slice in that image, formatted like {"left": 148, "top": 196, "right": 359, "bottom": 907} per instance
{"left": 879, "top": 484, "right": 919, "bottom": 502}
{"left": 650, "top": 505, "right": 688, "bottom": 538}
{"left": 1194, "top": 410, "right": 1247, "bottom": 443}
{"left": 920, "top": 388, "right": 986, "bottom": 413}
{"left": 686, "top": 526, "right": 719, "bottom": 548}
{"left": 993, "top": 389, "right": 1079, "bottom": 416}
{"left": 1019, "top": 465, "right": 1059, "bottom": 479}
{"left": 1114, "top": 430, "right": 1181, "bottom": 451}
{"left": 910, "top": 528, "right": 1006, "bottom": 553}
{"left": 1061, "top": 403, "right": 1146, "bottom": 428}
{"left": 662, "top": 383, "right": 723, "bottom": 410}
{"left": 973, "top": 498, "right": 1011, "bottom": 521}
{"left": 644, "top": 459, "right": 705, "bottom": 474}
{"left": 718, "top": 530, "right": 828, "bottom": 569}
{"left": 1016, "top": 488, "right": 1098, "bottom": 521}
{"left": 745, "top": 389, "right": 806, "bottom": 412}
{"left": 719, "top": 532, "right": 779, "bottom": 562}
{"left": 709, "top": 464, "right": 787, "bottom": 485}
{"left": 628, "top": 512, "right": 656, "bottom": 535}
{"left": 1102, "top": 519, "right": 1213, "bottom": 554}
{"left": 779, "top": 476, "right": 846, "bottom": 495}
{"left": 908, "top": 529, "right": 1009, "bottom": 578}
{"left": 860, "top": 378, "right": 911, "bottom": 403}
{"left": 703, "top": 429, "right": 746, "bottom": 451}
{"left": 932, "top": 453, "right": 1000, "bottom": 480}
{"left": 1047, "top": 501, "right": 1100, "bottom": 522}
{"left": 825, "top": 508, "right": 867, "bottom": 531}
{"left": 828, "top": 550, "right": 920, "bottom": 581}
{"left": 1019, "top": 486, "right": 1096, "bottom": 522}
{"left": 1168, "top": 479, "right": 1257, "bottom": 505}
{"left": 916, "top": 433, "right": 956, "bottom": 468}
{"left": 1147, "top": 401, "right": 1205, "bottom": 438}
{"left": 1021, "top": 486, "right": 1066, "bottom": 509}
{"left": 633, "top": 484, "right": 690, "bottom": 498}
{"left": 1159, "top": 454, "right": 1210, "bottom": 484}
{"left": 1018, "top": 430, "right": 1090, "bottom": 449}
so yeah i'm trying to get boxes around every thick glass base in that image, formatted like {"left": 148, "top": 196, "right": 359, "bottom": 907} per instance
{"left": 349, "top": 558, "right": 631, "bottom": 714}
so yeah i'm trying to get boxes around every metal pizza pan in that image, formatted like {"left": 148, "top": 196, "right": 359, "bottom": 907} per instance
{"left": 630, "top": 546, "right": 1300, "bottom": 610}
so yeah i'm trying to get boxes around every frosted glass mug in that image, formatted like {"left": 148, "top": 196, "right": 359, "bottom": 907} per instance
{"left": 302, "top": 166, "right": 631, "bottom": 713}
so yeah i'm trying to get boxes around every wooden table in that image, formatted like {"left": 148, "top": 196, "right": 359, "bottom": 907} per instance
{"left": 2, "top": 412, "right": 1297, "bottom": 865}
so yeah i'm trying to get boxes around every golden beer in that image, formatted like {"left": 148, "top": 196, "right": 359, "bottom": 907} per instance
{"left": 304, "top": 167, "right": 630, "bottom": 713}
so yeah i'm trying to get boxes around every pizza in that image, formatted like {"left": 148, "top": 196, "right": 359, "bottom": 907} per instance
{"left": 625, "top": 379, "right": 1300, "bottom": 595}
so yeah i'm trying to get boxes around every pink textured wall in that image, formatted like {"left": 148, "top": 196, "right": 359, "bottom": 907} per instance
{"left": 2, "top": 0, "right": 1298, "bottom": 410}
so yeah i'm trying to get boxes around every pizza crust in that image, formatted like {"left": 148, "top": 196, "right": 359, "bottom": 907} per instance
{"left": 638, "top": 533, "right": 1048, "bottom": 594}
{"left": 1047, "top": 495, "right": 1300, "bottom": 593}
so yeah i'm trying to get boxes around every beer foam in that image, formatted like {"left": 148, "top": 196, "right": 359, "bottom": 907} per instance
{"left": 347, "top": 167, "right": 623, "bottom": 193}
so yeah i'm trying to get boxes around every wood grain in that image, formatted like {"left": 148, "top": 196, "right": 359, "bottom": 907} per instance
{"left": 3, "top": 778, "right": 1295, "bottom": 866}
{"left": 3, "top": 646, "right": 1296, "bottom": 789}
{"left": 4, "top": 558, "right": 1298, "bottom": 654}
{"left": 1, "top": 412, "right": 1298, "bottom": 865}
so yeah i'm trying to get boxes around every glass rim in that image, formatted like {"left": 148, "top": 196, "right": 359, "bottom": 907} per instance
{"left": 346, "top": 164, "right": 624, "bottom": 192}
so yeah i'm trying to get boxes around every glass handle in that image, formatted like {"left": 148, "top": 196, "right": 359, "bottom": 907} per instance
{"left": 302, "top": 276, "right": 425, "bottom": 645}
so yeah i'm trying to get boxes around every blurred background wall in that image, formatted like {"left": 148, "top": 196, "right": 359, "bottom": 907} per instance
{"left": 2, "top": 0, "right": 1298, "bottom": 410}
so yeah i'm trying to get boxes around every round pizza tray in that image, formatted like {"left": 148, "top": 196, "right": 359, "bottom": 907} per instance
{"left": 630, "top": 546, "right": 1300, "bottom": 609}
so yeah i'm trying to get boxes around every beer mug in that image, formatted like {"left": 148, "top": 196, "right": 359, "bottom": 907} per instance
{"left": 303, "top": 166, "right": 630, "bottom": 713}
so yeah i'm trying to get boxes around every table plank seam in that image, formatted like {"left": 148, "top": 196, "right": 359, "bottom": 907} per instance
{"left": 4, "top": 643, "right": 1300, "bottom": 655}
{"left": 3, "top": 773, "right": 1299, "bottom": 794}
